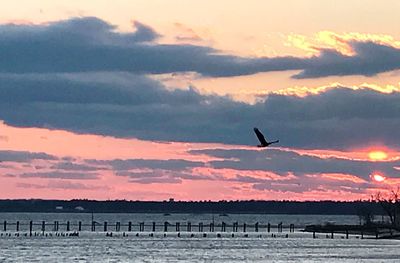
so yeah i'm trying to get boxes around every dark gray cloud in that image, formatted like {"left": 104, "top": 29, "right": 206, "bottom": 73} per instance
{"left": 88, "top": 158, "right": 208, "bottom": 184}
{"left": 50, "top": 161, "right": 101, "bottom": 171}
{"left": 16, "top": 182, "right": 47, "bottom": 189}
{"left": 251, "top": 179, "right": 368, "bottom": 194}
{"left": 0, "top": 150, "right": 57, "bottom": 162}
{"left": 2, "top": 17, "right": 400, "bottom": 78}
{"left": 0, "top": 17, "right": 303, "bottom": 76}
{"left": 16, "top": 181, "right": 109, "bottom": 190}
{"left": 89, "top": 158, "right": 204, "bottom": 171}
{"left": 19, "top": 171, "right": 99, "bottom": 180}
{"left": 128, "top": 176, "right": 182, "bottom": 184}
{"left": 293, "top": 42, "right": 400, "bottom": 79}
{"left": 191, "top": 148, "right": 400, "bottom": 180}
{"left": 0, "top": 71, "right": 399, "bottom": 150}
{"left": 231, "top": 173, "right": 369, "bottom": 194}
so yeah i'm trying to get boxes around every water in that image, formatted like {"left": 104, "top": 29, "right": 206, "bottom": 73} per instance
{"left": 0, "top": 213, "right": 398, "bottom": 262}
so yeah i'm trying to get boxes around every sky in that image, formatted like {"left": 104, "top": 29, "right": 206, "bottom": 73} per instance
{"left": 0, "top": 0, "right": 399, "bottom": 201}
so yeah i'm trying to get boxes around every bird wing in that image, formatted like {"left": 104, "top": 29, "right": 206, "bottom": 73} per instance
{"left": 253, "top": 128, "right": 268, "bottom": 145}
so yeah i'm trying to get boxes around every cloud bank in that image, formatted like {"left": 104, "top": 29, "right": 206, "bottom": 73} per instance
{"left": 0, "top": 72, "right": 399, "bottom": 150}
{"left": 1, "top": 17, "right": 400, "bottom": 78}
{"left": 1, "top": 17, "right": 399, "bottom": 150}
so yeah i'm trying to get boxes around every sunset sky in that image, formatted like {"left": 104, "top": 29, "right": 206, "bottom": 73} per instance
{"left": 0, "top": 0, "right": 399, "bottom": 201}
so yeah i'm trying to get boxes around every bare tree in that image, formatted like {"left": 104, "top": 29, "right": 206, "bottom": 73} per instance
{"left": 372, "top": 188, "right": 400, "bottom": 227}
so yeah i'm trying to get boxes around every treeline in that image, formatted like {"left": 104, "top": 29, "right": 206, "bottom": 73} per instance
{"left": 0, "top": 199, "right": 385, "bottom": 215}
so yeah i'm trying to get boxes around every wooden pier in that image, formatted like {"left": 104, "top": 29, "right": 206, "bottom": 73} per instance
{"left": 304, "top": 224, "right": 400, "bottom": 239}
{"left": 0, "top": 220, "right": 297, "bottom": 237}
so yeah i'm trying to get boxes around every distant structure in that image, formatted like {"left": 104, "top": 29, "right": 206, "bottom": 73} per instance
{"left": 253, "top": 127, "right": 279, "bottom": 147}
{"left": 74, "top": 206, "right": 85, "bottom": 211}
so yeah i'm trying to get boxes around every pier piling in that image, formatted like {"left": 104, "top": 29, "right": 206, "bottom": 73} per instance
{"left": 199, "top": 222, "right": 203, "bottom": 232}
{"left": 210, "top": 223, "right": 214, "bottom": 232}
{"left": 278, "top": 222, "right": 283, "bottom": 233}
{"left": 29, "top": 221, "right": 33, "bottom": 236}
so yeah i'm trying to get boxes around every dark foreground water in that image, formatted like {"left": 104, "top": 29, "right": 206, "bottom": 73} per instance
{"left": 0, "top": 213, "right": 397, "bottom": 262}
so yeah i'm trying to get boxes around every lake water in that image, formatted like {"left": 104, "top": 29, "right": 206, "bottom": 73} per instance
{"left": 0, "top": 213, "right": 398, "bottom": 262}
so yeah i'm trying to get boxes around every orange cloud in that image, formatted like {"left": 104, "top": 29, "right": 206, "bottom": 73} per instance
{"left": 272, "top": 82, "right": 400, "bottom": 97}
{"left": 286, "top": 31, "right": 400, "bottom": 56}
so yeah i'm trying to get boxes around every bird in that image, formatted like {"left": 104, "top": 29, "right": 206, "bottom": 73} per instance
{"left": 253, "top": 127, "right": 279, "bottom": 147}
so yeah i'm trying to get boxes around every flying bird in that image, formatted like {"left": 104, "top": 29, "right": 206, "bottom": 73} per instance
{"left": 253, "top": 127, "right": 279, "bottom": 147}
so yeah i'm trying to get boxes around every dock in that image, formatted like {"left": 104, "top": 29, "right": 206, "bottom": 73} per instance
{"left": 0, "top": 220, "right": 296, "bottom": 238}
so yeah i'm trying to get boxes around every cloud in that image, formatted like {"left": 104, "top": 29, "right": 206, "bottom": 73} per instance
{"left": 123, "top": 171, "right": 183, "bottom": 184}
{"left": 89, "top": 158, "right": 204, "bottom": 171}
{"left": 293, "top": 42, "right": 400, "bottom": 79}
{"left": 173, "top": 23, "right": 203, "bottom": 42}
{"left": 16, "top": 181, "right": 109, "bottom": 190}
{"left": 88, "top": 158, "right": 208, "bottom": 184}
{"left": 50, "top": 161, "right": 102, "bottom": 171}
{"left": 19, "top": 171, "right": 99, "bottom": 180}
{"left": 0, "top": 150, "right": 57, "bottom": 162}
{"left": 189, "top": 147, "right": 399, "bottom": 193}
{"left": 16, "top": 182, "right": 47, "bottom": 189}
{"left": 191, "top": 148, "right": 400, "bottom": 180}
{"left": 2, "top": 17, "right": 400, "bottom": 78}
{"left": 0, "top": 71, "right": 399, "bottom": 150}
{"left": 0, "top": 17, "right": 302, "bottom": 76}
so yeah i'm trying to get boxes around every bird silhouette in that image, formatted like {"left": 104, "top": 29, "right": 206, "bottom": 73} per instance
{"left": 253, "top": 127, "right": 279, "bottom": 147}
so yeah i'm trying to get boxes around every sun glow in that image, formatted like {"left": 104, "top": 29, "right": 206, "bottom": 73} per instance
{"left": 368, "top": 151, "right": 388, "bottom": 161}
{"left": 371, "top": 174, "right": 386, "bottom": 182}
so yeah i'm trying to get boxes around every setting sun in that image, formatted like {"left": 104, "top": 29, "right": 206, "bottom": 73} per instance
{"left": 371, "top": 174, "right": 386, "bottom": 182}
{"left": 368, "top": 151, "right": 388, "bottom": 161}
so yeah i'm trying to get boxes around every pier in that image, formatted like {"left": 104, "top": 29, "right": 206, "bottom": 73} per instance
{"left": 2, "top": 220, "right": 397, "bottom": 239}
{"left": 304, "top": 224, "right": 400, "bottom": 239}
{"left": 0, "top": 220, "right": 297, "bottom": 238}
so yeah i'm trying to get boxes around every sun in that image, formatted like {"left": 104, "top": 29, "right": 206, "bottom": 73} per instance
{"left": 368, "top": 151, "right": 388, "bottom": 161}
{"left": 371, "top": 174, "right": 386, "bottom": 182}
